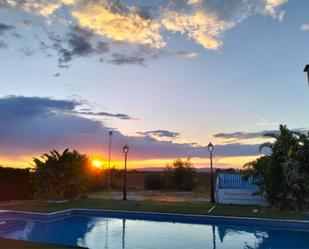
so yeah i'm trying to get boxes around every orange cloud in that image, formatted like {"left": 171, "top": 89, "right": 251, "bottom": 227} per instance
{"left": 262, "top": 0, "right": 288, "bottom": 21}
{"left": 2, "top": 0, "right": 289, "bottom": 50}
{"left": 161, "top": 10, "right": 234, "bottom": 50}
{"left": 71, "top": 1, "right": 165, "bottom": 49}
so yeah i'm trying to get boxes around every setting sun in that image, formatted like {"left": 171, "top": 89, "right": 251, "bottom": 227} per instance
{"left": 91, "top": 160, "right": 104, "bottom": 169}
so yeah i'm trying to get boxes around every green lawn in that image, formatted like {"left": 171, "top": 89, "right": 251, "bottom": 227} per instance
{"left": 1, "top": 198, "right": 309, "bottom": 220}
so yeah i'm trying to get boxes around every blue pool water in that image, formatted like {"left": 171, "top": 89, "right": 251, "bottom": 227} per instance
{"left": 1, "top": 214, "right": 309, "bottom": 249}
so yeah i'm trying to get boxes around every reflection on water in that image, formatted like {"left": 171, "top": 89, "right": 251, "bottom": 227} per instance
{"left": 122, "top": 219, "right": 126, "bottom": 249}
{"left": 212, "top": 225, "right": 216, "bottom": 249}
{"left": 1, "top": 216, "right": 309, "bottom": 249}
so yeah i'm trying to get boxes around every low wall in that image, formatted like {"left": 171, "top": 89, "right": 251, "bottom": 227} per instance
{"left": 216, "top": 189, "right": 267, "bottom": 206}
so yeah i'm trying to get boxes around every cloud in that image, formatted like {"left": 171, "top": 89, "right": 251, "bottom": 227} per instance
{"left": 262, "top": 0, "right": 288, "bottom": 20}
{"left": 187, "top": 0, "right": 202, "bottom": 5}
{"left": 53, "top": 73, "right": 60, "bottom": 77}
{"left": 0, "top": 0, "right": 289, "bottom": 65}
{"left": 0, "top": 22, "right": 15, "bottom": 35}
{"left": 0, "top": 40, "right": 7, "bottom": 48}
{"left": 161, "top": 0, "right": 288, "bottom": 49}
{"left": 0, "top": 0, "right": 289, "bottom": 49}
{"left": 0, "top": 0, "right": 69, "bottom": 16}
{"left": 62, "top": 26, "right": 109, "bottom": 61}
{"left": 66, "top": 30, "right": 97, "bottom": 56}
{"left": 213, "top": 128, "right": 308, "bottom": 142}
{"left": 21, "top": 19, "right": 34, "bottom": 28}
{"left": 137, "top": 130, "right": 180, "bottom": 138}
{"left": 0, "top": 96, "right": 77, "bottom": 118}
{"left": 70, "top": 0, "right": 165, "bottom": 49}
{"left": 177, "top": 51, "right": 198, "bottom": 58}
{"left": 108, "top": 53, "right": 145, "bottom": 66}
{"left": 300, "top": 24, "right": 309, "bottom": 31}
{"left": 0, "top": 96, "right": 261, "bottom": 164}
{"left": 213, "top": 130, "right": 276, "bottom": 142}
{"left": 19, "top": 46, "right": 36, "bottom": 56}
{"left": 0, "top": 96, "right": 132, "bottom": 121}
{"left": 73, "top": 111, "right": 133, "bottom": 120}
{"left": 161, "top": 9, "right": 234, "bottom": 50}
{"left": 96, "top": 41, "right": 109, "bottom": 53}
{"left": 44, "top": 26, "right": 150, "bottom": 66}
{"left": 45, "top": 26, "right": 110, "bottom": 66}
{"left": 58, "top": 32, "right": 96, "bottom": 63}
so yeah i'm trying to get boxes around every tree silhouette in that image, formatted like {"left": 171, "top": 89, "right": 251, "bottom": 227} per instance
{"left": 243, "top": 125, "right": 309, "bottom": 210}
{"left": 166, "top": 158, "right": 197, "bottom": 191}
{"left": 32, "top": 149, "right": 91, "bottom": 200}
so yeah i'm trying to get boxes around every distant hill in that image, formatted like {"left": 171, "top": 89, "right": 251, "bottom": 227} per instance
{"left": 131, "top": 167, "right": 221, "bottom": 173}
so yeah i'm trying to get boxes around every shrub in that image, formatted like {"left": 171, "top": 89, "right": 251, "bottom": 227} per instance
{"left": 32, "top": 149, "right": 91, "bottom": 200}
{"left": 0, "top": 167, "right": 33, "bottom": 201}
{"left": 144, "top": 173, "right": 165, "bottom": 190}
{"left": 110, "top": 167, "right": 123, "bottom": 189}
{"left": 243, "top": 125, "right": 309, "bottom": 211}
{"left": 166, "top": 158, "right": 197, "bottom": 191}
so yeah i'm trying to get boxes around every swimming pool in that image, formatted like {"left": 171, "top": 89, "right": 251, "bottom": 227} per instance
{"left": 0, "top": 209, "right": 308, "bottom": 249}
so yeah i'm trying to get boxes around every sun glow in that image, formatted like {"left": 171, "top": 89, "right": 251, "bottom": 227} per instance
{"left": 91, "top": 159, "right": 104, "bottom": 169}
{"left": 1, "top": 155, "right": 259, "bottom": 170}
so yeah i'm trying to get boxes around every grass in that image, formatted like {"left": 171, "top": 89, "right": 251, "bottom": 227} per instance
{"left": 1, "top": 198, "right": 309, "bottom": 220}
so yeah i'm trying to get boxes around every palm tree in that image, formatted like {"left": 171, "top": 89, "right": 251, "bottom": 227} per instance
{"left": 243, "top": 125, "right": 309, "bottom": 210}
{"left": 32, "top": 149, "right": 90, "bottom": 200}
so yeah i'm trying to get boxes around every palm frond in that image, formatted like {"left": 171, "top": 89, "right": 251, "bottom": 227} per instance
{"left": 263, "top": 132, "right": 279, "bottom": 139}
{"left": 259, "top": 142, "right": 273, "bottom": 153}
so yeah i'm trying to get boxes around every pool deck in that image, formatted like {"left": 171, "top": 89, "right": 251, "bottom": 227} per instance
{"left": 1, "top": 208, "right": 309, "bottom": 230}
{"left": 0, "top": 238, "right": 87, "bottom": 249}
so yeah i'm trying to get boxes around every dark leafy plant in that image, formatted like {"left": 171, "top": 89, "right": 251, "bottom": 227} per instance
{"left": 0, "top": 167, "right": 33, "bottom": 201}
{"left": 243, "top": 125, "right": 309, "bottom": 210}
{"left": 32, "top": 149, "right": 91, "bottom": 200}
{"left": 166, "top": 158, "right": 197, "bottom": 191}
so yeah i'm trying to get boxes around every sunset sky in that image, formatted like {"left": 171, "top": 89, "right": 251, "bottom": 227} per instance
{"left": 1, "top": 0, "right": 309, "bottom": 169}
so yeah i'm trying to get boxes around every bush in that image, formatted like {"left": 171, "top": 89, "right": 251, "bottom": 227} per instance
{"left": 32, "top": 149, "right": 91, "bottom": 200}
{"left": 243, "top": 125, "right": 309, "bottom": 211}
{"left": 110, "top": 167, "right": 123, "bottom": 189}
{"left": 144, "top": 173, "right": 165, "bottom": 190}
{"left": 166, "top": 158, "right": 197, "bottom": 191}
{"left": 87, "top": 167, "right": 124, "bottom": 191}
{"left": 0, "top": 167, "right": 33, "bottom": 201}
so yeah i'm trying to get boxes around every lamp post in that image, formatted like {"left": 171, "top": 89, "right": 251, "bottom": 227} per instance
{"left": 304, "top": 65, "right": 309, "bottom": 85}
{"left": 208, "top": 142, "right": 215, "bottom": 203}
{"left": 122, "top": 145, "right": 129, "bottom": 201}
{"left": 107, "top": 130, "right": 113, "bottom": 190}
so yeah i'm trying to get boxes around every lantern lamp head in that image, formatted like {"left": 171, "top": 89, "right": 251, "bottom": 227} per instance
{"left": 207, "top": 142, "right": 214, "bottom": 153}
{"left": 123, "top": 145, "right": 129, "bottom": 154}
